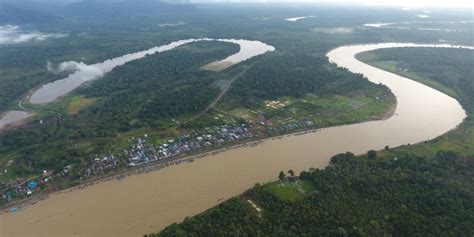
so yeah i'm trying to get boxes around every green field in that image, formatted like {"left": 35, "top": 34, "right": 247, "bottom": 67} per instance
{"left": 67, "top": 96, "right": 97, "bottom": 115}
{"left": 263, "top": 179, "right": 314, "bottom": 203}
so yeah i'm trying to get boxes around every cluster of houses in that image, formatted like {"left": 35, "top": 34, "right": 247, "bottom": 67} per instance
{"left": 264, "top": 100, "right": 290, "bottom": 109}
{"left": 0, "top": 118, "right": 319, "bottom": 205}
{"left": 1, "top": 169, "right": 58, "bottom": 203}
{"left": 266, "top": 120, "right": 315, "bottom": 134}
{"left": 82, "top": 123, "right": 252, "bottom": 177}
{"left": 83, "top": 155, "right": 121, "bottom": 177}
{"left": 126, "top": 123, "right": 252, "bottom": 167}
{"left": 1, "top": 124, "right": 253, "bottom": 205}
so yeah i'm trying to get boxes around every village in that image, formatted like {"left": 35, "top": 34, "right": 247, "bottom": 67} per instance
{"left": 1, "top": 92, "right": 389, "bottom": 207}
{"left": 83, "top": 123, "right": 253, "bottom": 177}
{"left": 1, "top": 123, "right": 254, "bottom": 206}
{"left": 0, "top": 111, "right": 321, "bottom": 208}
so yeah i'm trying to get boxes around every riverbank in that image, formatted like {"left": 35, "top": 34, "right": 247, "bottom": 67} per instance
{"left": 150, "top": 44, "right": 474, "bottom": 236}
{"left": 0, "top": 111, "right": 33, "bottom": 131}
{"left": 0, "top": 39, "right": 394, "bottom": 209}
{"left": 0, "top": 101, "right": 398, "bottom": 213}
{"left": 0, "top": 121, "right": 342, "bottom": 214}
{"left": 0, "top": 43, "right": 468, "bottom": 237}
{"left": 0, "top": 39, "right": 275, "bottom": 131}
{"left": 357, "top": 46, "right": 474, "bottom": 157}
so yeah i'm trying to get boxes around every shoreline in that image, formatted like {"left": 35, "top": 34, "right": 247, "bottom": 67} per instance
{"left": 0, "top": 124, "right": 327, "bottom": 214}
{"left": 381, "top": 97, "right": 397, "bottom": 120}
{"left": 0, "top": 88, "right": 397, "bottom": 212}
{"left": 0, "top": 38, "right": 275, "bottom": 132}
{"left": 0, "top": 43, "right": 465, "bottom": 209}
{"left": 0, "top": 43, "right": 469, "bottom": 236}
{"left": 0, "top": 110, "right": 34, "bottom": 131}
{"left": 3, "top": 110, "right": 395, "bottom": 214}
{"left": 0, "top": 92, "right": 400, "bottom": 213}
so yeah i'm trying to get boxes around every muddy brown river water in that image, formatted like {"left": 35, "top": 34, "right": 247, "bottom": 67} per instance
{"left": 0, "top": 43, "right": 472, "bottom": 237}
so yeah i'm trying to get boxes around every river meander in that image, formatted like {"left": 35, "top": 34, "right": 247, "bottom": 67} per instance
{"left": 0, "top": 38, "right": 275, "bottom": 129}
{"left": 0, "top": 42, "right": 472, "bottom": 237}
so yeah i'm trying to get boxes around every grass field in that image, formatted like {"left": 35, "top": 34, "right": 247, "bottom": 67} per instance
{"left": 67, "top": 96, "right": 97, "bottom": 115}
{"left": 263, "top": 179, "right": 314, "bottom": 203}
{"left": 221, "top": 91, "right": 395, "bottom": 129}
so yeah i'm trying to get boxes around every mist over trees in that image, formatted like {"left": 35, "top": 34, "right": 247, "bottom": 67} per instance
{"left": 0, "top": 0, "right": 195, "bottom": 23}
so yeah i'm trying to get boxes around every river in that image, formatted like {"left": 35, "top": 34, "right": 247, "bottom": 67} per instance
{"left": 0, "top": 43, "right": 471, "bottom": 237}
{"left": 29, "top": 38, "right": 275, "bottom": 104}
{"left": 0, "top": 39, "right": 275, "bottom": 129}
{"left": 0, "top": 111, "right": 32, "bottom": 130}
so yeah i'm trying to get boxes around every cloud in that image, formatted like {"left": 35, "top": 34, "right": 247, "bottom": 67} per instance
{"left": 47, "top": 61, "right": 105, "bottom": 79}
{"left": 158, "top": 21, "right": 187, "bottom": 27}
{"left": 0, "top": 25, "right": 67, "bottom": 45}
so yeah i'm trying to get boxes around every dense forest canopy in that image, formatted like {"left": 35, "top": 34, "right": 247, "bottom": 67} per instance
{"left": 356, "top": 48, "right": 474, "bottom": 157}
{"left": 148, "top": 46, "right": 474, "bottom": 237}
{"left": 0, "top": 42, "right": 238, "bottom": 175}
{"left": 1, "top": 3, "right": 472, "bottom": 112}
{"left": 0, "top": 2, "right": 473, "bottom": 213}
{"left": 151, "top": 151, "right": 474, "bottom": 237}
{"left": 222, "top": 53, "right": 383, "bottom": 108}
{"left": 358, "top": 48, "right": 474, "bottom": 112}
{"left": 74, "top": 41, "right": 239, "bottom": 135}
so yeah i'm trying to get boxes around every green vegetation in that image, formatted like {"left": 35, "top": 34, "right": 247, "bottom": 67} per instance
{"left": 221, "top": 53, "right": 388, "bottom": 108}
{"left": 148, "top": 40, "right": 474, "bottom": 237}
{"left": 67, "top": 96, "right": 97, "bottom": 115}
{"left": 0, "top": 3, "right": 472, "bottom": 208}
{"left": 221, "top": 92, "right": 394, "bottom": 130}
{"left": 357, "top": 48, "right": 474, "bottom": 156}
{"left": 214, "top": 51, "right": 396, "bottom": 132}
{"left": 73, "top": 41, "right": 238, "bottom": 136}
{"left": 0, "top": 15, "right": 399, "bottom": 187}
{"left": 0, "top": 42, "right": 238, "bottom": 179}
{"left": 150, "top": 151, "right": 474, "bottom": 237}
{"left": 263, "top": 179, "right": 313, "bottom": 203}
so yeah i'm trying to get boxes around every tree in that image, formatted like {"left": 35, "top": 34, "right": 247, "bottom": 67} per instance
{"left": 367, "top": 150, "right": 377, "bottom": 159}
{"left": 279, "top": 171, "right": 286, "bottom": 181}
{"left": 288, "top": 169, "right": 295, "bottom": 177}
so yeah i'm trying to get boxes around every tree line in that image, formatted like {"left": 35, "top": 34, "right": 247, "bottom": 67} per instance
{"left": 150, "top": 151, "right": 474, "bottom": 237}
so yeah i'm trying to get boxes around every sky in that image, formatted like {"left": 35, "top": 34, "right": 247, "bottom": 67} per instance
{"left": 0, "top": 0, "right": 470, "bottom": 8}
{"left": 189, "top": 0, "right": 473, "bottom": 8}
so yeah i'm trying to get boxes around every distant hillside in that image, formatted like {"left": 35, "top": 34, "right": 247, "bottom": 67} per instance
{"left": 65, "top": 0, "right": 196, "bottom": 18}
{"left": 0, "top": 0, "right": 195, "bottom": 21}
{"left": 0, "top": 3, "right": 60, "bottom": 23}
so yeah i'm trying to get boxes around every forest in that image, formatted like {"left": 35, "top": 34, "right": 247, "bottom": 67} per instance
{"left": 0, "top": 38, "right": 392, "bottom": 181}
{"left": 357, "top": 47, "right": 474, "bottom": 156}
{"left": 147, "top": 46, "right": 474, "bottom": 236}
{"left": 73, "top": 41, "right": 239, "bottom": 136}
{"left": 358, "top": 48, "right": 473, "bottom": 112}
{"left": 221, "top": 52, "right": 386, "bottom": 108}
{"left": 0, "top": 3, "right": 473, "bottom": 209}
{"left": 150, "top": 151, "right": 474, "bottom": 237}
{"left": 0, "top": 42, "right": 238, "bottom": 175}
{"left": 1, "top": 3, "right": 473, "bottom": 112}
